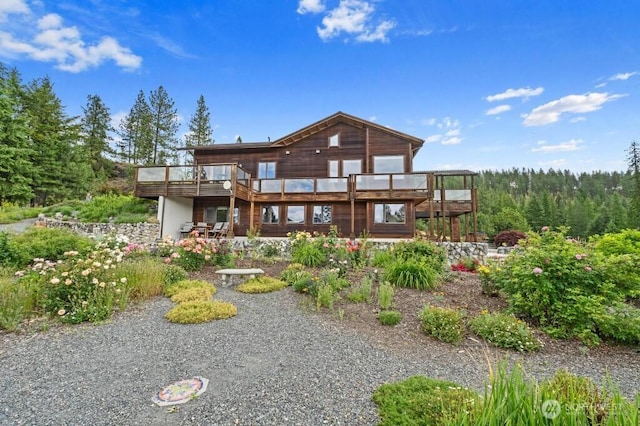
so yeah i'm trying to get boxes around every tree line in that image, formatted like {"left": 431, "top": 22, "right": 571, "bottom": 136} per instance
{"left": 0, "top": 63, "right": 214, "bottom": 205}
{"left": 475, "top": 150, "right": 640, "bottom": 238}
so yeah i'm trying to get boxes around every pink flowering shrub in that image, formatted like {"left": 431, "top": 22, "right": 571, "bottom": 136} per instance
{"left": 492, "top": 227, "right": 640, "bottom": 346}
{"left": 162, "top": 231, "right": 233, "bottom": 271}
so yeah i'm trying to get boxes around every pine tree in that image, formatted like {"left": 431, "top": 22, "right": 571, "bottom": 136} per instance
{"left": 149, "top": 86, "right": 179, "bottom": 164}
{"left": 118, "top": 90, "right": 153, "bottom": 164}
{"left": 185, "top": 95, "right": 213, "bottom": 146}
{"left": 0, "top": 65, "right": 34, "bottom": 204}
{"left": 23, "top": 77, "right": 89, "bottom": 204}
{"left": 80, "top": 94, "right": 114, "bottom": 178}
{"left": 627, "top": 141, "right": 640, "bottom": 228}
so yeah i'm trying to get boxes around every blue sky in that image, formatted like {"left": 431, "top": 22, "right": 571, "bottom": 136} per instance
{"left": 1, "top": 0, "right": 639, "bottom": 173}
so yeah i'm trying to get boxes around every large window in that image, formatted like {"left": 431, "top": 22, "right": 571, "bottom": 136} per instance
{"left": 374, "top": 203, "right": 406, "bottom": 224}
{"left": 328, "top": 133, "right": 340, "bottom": 147}
{"left": 342, "top": 159, "right": 362, "bottom": 177}
{"left": 373, "top": 155, "right": 405, "bottom": 173}
{"left": 329, "top": 160, "right": 339, "bottom": 178}
{"left": 258, "top": 162, "right": 276, "bottom": 179}
{"left": 287, "top": 206, "right": 305, "bottom": 224}
{"left": 261, "top": 206, "right": 279, "bottom": 224}
{"left": 313, "top": 205, "right": 332, "bottom": 224}
{"left": 205, "top": 206, "right": 239, "bottom": 224}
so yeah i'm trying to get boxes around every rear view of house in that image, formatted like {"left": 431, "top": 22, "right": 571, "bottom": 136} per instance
{"left": 134, "top": 112, "right": 478, "bottom": 240}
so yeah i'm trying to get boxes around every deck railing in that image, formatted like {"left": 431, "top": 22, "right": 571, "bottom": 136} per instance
{"left": 135, "top": 164, "right": 473, "bottom": 201}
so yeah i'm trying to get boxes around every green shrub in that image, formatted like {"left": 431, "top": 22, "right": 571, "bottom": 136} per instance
{"left": 280, "top": 263, "right": 306, "bottom": 284}
{"left": 7, "top": 227, "right": 94, "bottom": 267}
{"left": 370, "top": 248, "right": 395, "bottom": 268}
{"left": 470, "top": 312, "right": 541, "bottom": 352}
{"left": 316, "top": 284, "right": 335, "bottom": 310}
{"left": 494, "top": 228, "right": 640, "bottom": 345}
{"left": 386, "top": 259, "right": 440, "bottom": 290}
{"left": 291, "top": 271, "right": 317, "bottom": 295}
{"left": 236, "top": 276, "right": 288, "bottom": 293}
{"left": 170, "top": 287, "right": 213, "bottom": 303}
{"left": 377, "top": 282, "right": 395, "bottom": 310}
{"left": 373, "top": 375, "right": 479, "bottom": 425}
{"left": 78, "top": 194, "right": 154, "bottom": 223}
{"left": 165, "top": 300, "right": 237, "bottom": 323}
{"left": 164, "top": 279, "right": 216, "bottom": 298}
{"left": 0, "top": 277, "right": 38, "bottom": 331}
{"left": 292, "top": 243, "right": 326, "bottom": 267}
{"left": 346, "top": 276, "right": 373, "bottom": 303}
{"left": 319, "top": 269, "right": 349, "bottom": 292}
{"left": 419, "top": 305, "right": 465, "bottom": 344}
{"left": 392, "top": 240, "right": 447, "bottom": 272}
{"left": 378, "top": 310, "right": 402, "bottom": 326}
{"left": 163, "top": 264, "right": 189, "bottom": 287}
{"left": 593, "top": 228, "right": 640, "bottom": 256}
{"left": 590, "top": 301, "right": 640, "bottom": 345}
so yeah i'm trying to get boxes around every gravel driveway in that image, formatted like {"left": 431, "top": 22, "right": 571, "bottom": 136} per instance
{"left": 2, "top": 285, "right": 639, "bottom": 425}
{"left": 0, "top": 287, "right": 487, "bottom": 426}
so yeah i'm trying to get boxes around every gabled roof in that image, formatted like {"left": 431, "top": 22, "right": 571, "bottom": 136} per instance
{"left": 188, "top": 111, "right": 424, "bottom": 154}
{"left": 270, "top": 111, "right": 424, "bottom": 149}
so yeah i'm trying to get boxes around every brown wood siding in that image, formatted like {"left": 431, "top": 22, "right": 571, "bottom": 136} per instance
{"left": 193, "top": 123, "right": 413, "bottom": 180}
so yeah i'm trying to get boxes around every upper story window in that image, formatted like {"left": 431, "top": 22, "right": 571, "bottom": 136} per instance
{"left": 258, "top": 161, "right": 276, "bottom": 179}
{"left": 373, "top": 155, "right": 405, "bottom": 173}
{"left": 342, "top": 159, "right": 362, "bottom": 177}
{"left": 328, "top": 133, "right": 340, "bottom": 147}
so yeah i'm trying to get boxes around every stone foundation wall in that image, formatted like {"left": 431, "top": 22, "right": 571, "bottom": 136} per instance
{"left": 41, "top": 219, "right": 160, "bottom": 246}
{"left": 234, "top": 238, "right": 489, "bottom": 265}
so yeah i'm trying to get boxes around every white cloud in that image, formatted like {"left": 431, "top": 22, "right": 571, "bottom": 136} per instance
{"left": 0, "top": 11, "right": 141, "bottom": 73}
{"left": 485, "top": 104, "right": 511, "bottom": 116}
{"left": 297, "top": 0, "right": 325, "bottom": 15}
{"left": 610, "top": 71, "right": 638, "bottom": 81}
{"left": 425, "top": 134, "right": 442, "bottom": 143}
{"left": 531, "top": 139, "right": 583, "bottom": 153}
{"left": 314, "top": 0, "right": 396, "bottom": 43}
{"left": 522, "top": 92, "right": 625, "bottom": 126}
{"left": 569, "top": 116, "right": 586, "bottom": 123}
{"left": 442, "top": 136, "right": 462, "bottom": 145}
{"left": 421, "top": 118, "right": 437, "bottom": 126}
{"left": 486, "top": 87, "right": 544, "bottom": 102}
{"left": 0, "top": 0, "right": 29, "bottom": 22}
{"left": 424, "top": 117, "right": 462, "bottom": 145}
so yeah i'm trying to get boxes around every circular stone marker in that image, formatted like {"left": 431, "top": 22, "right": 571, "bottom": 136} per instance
{"left": 152, "top": 377, "right": 209, "bottom": 406}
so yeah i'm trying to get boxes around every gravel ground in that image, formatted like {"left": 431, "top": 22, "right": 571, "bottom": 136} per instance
{"left": 0, "top": 287, "right": 487, "bottom": 426}
{"left": 1, "top": 284, "right": 639, "bottom": 426}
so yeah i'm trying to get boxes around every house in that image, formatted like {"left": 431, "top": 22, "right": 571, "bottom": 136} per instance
{"left": 134, "top": 111, "right": 478, "bottom": 241}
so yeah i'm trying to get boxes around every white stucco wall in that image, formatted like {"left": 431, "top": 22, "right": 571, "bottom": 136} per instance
{"left": 158, "top": 196, "right": 194, "bottom": 240}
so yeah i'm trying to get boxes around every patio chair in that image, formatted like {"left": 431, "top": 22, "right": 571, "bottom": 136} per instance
{"left": 179, "top": 222, "right": 194, "bottom": 238}
{"left": 211, "top": 222, "right": 229, "bottom": 239}
{"left": 195, "top": 221, "right": 209, "bottom": 237}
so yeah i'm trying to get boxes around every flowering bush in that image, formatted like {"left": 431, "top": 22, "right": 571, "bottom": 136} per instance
{"left": 161, "top": 232, "right": 233, "bottom": 271}
{"left": 450, "top": 257, "right": 479, "bottom": 273}
{"left": 287, "top": 227, "right": 369, "bottom": 271}
{"left": 477, "top": 263, "right": 501, "bottom": 296}
{"left": 419, "top": 305, "right": 465, "bottom": 344}
{"left": 493, "top": 227, "right": 640, "bottom": 346}
{"left": 470, "top": 311, "right": 541, "bottom": 352}
{"left": 23, "top": 246, "right": 131, "bottom": 324}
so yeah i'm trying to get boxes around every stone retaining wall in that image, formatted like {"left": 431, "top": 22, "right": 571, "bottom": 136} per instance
{"left": 235, "top": 238, "right": 489, "bottom": 265}
{"left": 41, "top": 219, "right": 160, "bottom": 246}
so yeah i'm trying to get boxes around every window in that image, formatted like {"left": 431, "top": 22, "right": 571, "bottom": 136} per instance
{"left": 328, "top": 160, "right": 339, "bottom": 178}
{"left": 374, "top": 203, "right": 406, "bottom": 224}
{"left": 258, "top": 162, "right": 276, "bottom": 179}
{"left": 328, "top": 133, "right": 339, "bottom": 147}
{"left": 313, "top": 205, "right": 332, "bottom": 224}
{"left": 373, "top": 155, "right": 405, "bottom": 173}
{"left": 261, "top": 206, "right": 279, "bottom": 224}
{"left": 342, "top": 159, "right": 362, "bottom": 177}
{"left": 205, "top": 206, "right": 239, "bottom": 224}
{"left": 287, "top": 206, "right": 305, "bottom": 224}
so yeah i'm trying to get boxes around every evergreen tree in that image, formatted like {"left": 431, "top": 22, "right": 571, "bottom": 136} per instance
{"left": 185, "top": 95, "right": 213, "bottom": 146}
{"left": 118, "top": 90, "right": 153, "bottom": 164}
{"left": 23, "top": 77, "right": 89, "bottom": 204}
{"left": 627, "top": 140, "right": 640, "bottom": 228}
{"left": 524, "top": 193, "right": 545, "bottom": 231}
{"left": 149, "top": 86, "right": 179, "bottom": 164}
{"left": 80, "top": 94, "right": 114, "bottom": 178}
{"left": 0, "top": 65, "right": 34, "bottom": 204}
